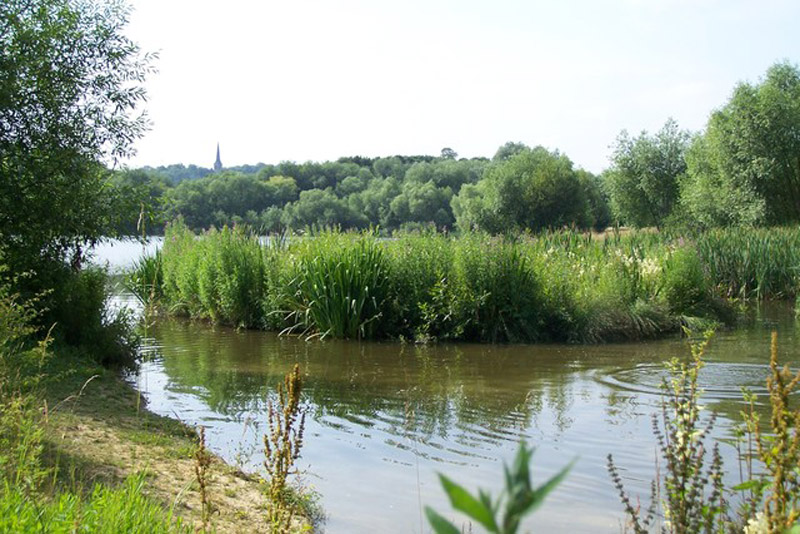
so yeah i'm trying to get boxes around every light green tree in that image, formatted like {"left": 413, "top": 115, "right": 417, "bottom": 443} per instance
{"left": 0, "top": 0, "right": 154, "bottom": 267}
{"left": 680, "top": 61, "right": 800, "bottom": 227}
{"left": 605, "top": 118, "right": 690, "bottom": 229}
{"left": 452, "top": 147, "right": 590, "bottom": 233}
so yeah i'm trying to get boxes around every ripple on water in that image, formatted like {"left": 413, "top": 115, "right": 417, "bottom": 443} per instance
{"left": 595, "top": 362, "right": 772, "bottom": 401}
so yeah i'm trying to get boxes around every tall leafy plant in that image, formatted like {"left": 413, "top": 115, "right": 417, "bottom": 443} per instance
{"left": 426, "top": 441, "right": 573, "bottom": 534}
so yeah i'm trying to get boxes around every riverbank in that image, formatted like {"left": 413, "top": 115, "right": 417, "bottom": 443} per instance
{"left": 40, "top": 353, "right": 311, "bottom": 533}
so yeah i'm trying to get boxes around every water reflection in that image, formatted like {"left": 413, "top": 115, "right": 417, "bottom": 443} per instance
{"left": 132, "top": 304, "right": 799, "bottom": 534}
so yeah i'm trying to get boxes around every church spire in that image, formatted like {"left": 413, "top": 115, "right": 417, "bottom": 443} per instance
{"left": 214, "top": 142, "right": 222, "bottom": 172}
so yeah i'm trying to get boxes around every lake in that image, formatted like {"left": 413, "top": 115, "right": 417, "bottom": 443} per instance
{"left": 100, "top": 240, "right": 800, "bottom": 533}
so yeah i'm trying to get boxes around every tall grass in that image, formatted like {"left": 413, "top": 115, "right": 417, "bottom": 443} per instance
{"left": 126, "top": 250, "right": 163, "bottom": 306}
{"left": 284, "top": 232, "right": 389, "bottom": 339}
{"left": 160, "top": 222, "right": 265, "bottom": 328}
{"left": 145, "top": 225, "right": 800, "bottom": 343}
{"left": 696, "top": 227, "right": 800, "bottom": 299}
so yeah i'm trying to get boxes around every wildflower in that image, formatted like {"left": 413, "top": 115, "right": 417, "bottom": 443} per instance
{"left": 640, "top": 258, "right": 661, "bottom": 278}
{"left": 744, "top": 512, "right": 768, "bottom": 534}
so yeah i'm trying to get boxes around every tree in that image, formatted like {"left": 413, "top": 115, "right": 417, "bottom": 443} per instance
{"left": 577, "top": 170, "right": 612, "bottom": 231}
{"left": 680, "top": 61, "right": 800, "bottom": 227}
{"left": 0, "top": 0, "right": 154, "bottom": 266}
{"left": 440, "top": 147, "right": 458, "bottom": 160}
{"left": 493, "top": 141, "right": 530, "bottom": 162}
{"left": 605, "top": 119, "right": 690, "bottom": 228}
{"left": 452, "top": 146, "right": 590, "bottom": 233}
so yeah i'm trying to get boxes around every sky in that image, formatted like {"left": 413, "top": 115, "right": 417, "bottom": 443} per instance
{"left": 123, "top": 0, "right": 800, "bottom": 173}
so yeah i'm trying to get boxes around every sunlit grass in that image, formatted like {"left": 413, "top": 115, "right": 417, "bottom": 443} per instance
{"left": 149, "top": 224, "right": 800, "bottom": 342}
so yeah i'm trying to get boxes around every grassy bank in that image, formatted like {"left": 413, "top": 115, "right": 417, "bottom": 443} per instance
{"left": 0, "top": 270, "right": 313, "bottom": 534}
{"left": 43, "top": 353, "right": 293, "bottom": 533}
{"left": 141, "top": 224, "right": 800, "bottom": 343}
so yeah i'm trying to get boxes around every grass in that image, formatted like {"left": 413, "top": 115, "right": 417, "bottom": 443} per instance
{"left": 143, "top": 223, "right": 800, "bottom": 342}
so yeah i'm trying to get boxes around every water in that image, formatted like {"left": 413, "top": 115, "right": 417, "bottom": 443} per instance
{"left": 89, "top": 237, "right": 163, "bottom": 273}
{"left": 100, "top": 241, "right": 800, "bottom": 533}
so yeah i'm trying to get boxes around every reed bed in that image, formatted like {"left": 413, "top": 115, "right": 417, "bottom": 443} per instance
{"left": 142, "top": 223, "right": 800, "bottom": 343}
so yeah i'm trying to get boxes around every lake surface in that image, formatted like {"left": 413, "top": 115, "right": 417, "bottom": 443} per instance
{"left": 101, "top": 242, "right": 800, "bottom": 533}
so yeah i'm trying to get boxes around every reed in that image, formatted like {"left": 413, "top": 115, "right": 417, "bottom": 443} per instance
{"left": 126, "top": 250, "right": 163, "bottom": 306}
{"left": 696, "top": 227, "right": 800, "bottom": 300}
{"left": 284, "top": 232, "right": 389, "bottom": 339}
{"left": 148, "top": 225, "right": 800, "bottom": 343}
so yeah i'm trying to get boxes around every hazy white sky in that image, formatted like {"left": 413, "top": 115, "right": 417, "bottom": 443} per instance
{"left": 124, "top": 0, "right": 799, "bottom": 173}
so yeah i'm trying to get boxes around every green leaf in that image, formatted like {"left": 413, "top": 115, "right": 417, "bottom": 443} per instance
{"left": 438, "top": 474, "right": 500, "bottom": 532}
{"left": 732, "top": 479, "right": 767, "bottom": 492}
{"left": 425, "top": 507, "right": 462, "bottom": 534}
{"left": 527, "top": 458, "right": 575, "bottom": 515}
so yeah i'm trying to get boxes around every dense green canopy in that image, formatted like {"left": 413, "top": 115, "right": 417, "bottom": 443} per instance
{"left": 0, "top": 0, "right": 153, "bottom": 265}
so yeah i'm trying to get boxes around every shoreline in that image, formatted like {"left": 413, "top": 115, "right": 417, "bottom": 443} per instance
{"left": 43, "top": 355, "right": 312, "bottom": 533}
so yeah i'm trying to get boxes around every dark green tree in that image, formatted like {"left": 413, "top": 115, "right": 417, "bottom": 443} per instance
{"left": 577, "top": 169, "right": 612, "bottom": 231}
{"left": 0, "top": 0, "right": 154, "bottom": 267}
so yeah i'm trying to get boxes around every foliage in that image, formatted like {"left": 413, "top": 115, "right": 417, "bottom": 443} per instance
{"left": 264, "top": 364, "right": 307, "bottom": 534}
{"left": 607, "top": 331, "right": 729, "bottom": 534}
{"left": 0, "top": 0, "right": 154, "bottom": 266}
{"left": 425, "top": 440, "right": 573, "bottom": 534}
{"left": 285, "top": 233, "right": 389, "bottom": 339}
{"left": 42, "top": 264, "right": 139, "bottom": 366}
{"left": 449, "top": 236, "right": 544, "bottom": 343}
{"left": 160, "top": 222, "right": 265, "bottom": 327}
{"left": 193, "top": 426, "right": 214, "bottom": 533}
{"left": 452, "top": 147, "right": 591, "bottom": 233}
{"left": 127, "top": 250, "right": 164, "bottom": 306}
{"left": 695, "top": 227, "right": 800, "bottom": 299}
{"left": 147, "top": 225, "right": 800, "bottom": 343}
{"left": 606, "top": 118, "right": 690, "bottom": 228}
{"left": 0, "top": 275, "right": 187, "bottom": 534}
{"left": 741, "top": 332, "right": 800, "bottom": 533}
{"left": 681, "top": 62, "right": 800, "bottom": 228}
{"left": 0, "top": 473, "right": 189, "bottom": 533}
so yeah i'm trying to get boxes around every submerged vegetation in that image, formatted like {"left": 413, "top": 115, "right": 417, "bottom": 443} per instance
{"left": 143, "top": 223, "right": 800, "bottom": 343}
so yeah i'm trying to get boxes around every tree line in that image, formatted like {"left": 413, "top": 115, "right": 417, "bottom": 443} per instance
{"left": 115, "top": 61, "right": 800, "bottom": 236}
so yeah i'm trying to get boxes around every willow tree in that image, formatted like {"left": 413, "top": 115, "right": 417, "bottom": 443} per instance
{"left": 681, "top": 62, "right": 800, "bottom": 227}
{"left": 605, "top": 119, "right": 690, "bottom": 229}
{"left": 0, "top": 0, "right": 154, "bottom": 269}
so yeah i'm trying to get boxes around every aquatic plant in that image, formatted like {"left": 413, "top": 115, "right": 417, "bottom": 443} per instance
{"left": 696, "top": 227, "right": 800, "bottom": 300}
{"left": 150, "top": 225, "right": 800, "bottom": 343}
{"left": 126, "top": 250, "right": 163, "bottom": 306}
{"left": 285, "top": 233, "right": 389, "bottom": 339}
